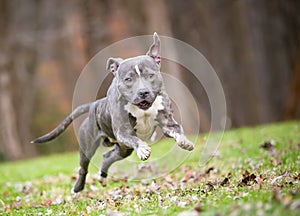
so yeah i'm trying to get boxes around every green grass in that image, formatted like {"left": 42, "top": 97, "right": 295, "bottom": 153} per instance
{"left": 0, "top": 121, "right": 299, "bottom": 215}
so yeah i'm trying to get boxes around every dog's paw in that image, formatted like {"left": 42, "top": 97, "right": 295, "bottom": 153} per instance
{"left": 175, "top": 134, "right": 194, "bottom": 151}
{"left": 98, "top": 176, "right": 107, "bottom": 187}
{"left": 136, "top": 142, "right": 151, "bottom": 160}
{"left": 71, "top": 188, "right": 80, "bottom": 198}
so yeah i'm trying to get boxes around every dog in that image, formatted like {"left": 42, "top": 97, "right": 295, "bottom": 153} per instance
{"left": 31, "top": 33, "right": 194, "bottom": 193}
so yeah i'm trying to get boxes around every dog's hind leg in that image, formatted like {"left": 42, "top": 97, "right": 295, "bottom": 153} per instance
{"left": 72, "top": 150, "right": 95, "bottom": 193}
{"left": 72, "top": 119, "right": 100, "bottom": 193}
{"left": 98, "top": 144, "right": 133, "bottom": 186}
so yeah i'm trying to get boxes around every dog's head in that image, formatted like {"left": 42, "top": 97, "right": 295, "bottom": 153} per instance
{"left": 106, "top": 33, "right": 163, "bottom": 110}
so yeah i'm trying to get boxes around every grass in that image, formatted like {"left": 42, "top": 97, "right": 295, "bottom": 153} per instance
{"left": 0, "top": 121, "right": 299, "bottom": 215}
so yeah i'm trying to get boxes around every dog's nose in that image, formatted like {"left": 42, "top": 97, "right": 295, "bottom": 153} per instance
{"left": 138, "top": 89, "right": 150, "bottom": 98}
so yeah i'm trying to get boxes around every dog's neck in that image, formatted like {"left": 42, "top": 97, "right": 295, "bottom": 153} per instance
{"left": 124, "top": 95, "right": 164, "bottom": 141}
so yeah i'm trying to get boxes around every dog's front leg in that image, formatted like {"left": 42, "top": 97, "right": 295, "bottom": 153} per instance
{"left": 111, "top": 109, "right": 151, "bottom": 160}
{"left": 162, "top": 124, "right": 194, "bottom": 151}
{"left": 158, "top": 112, "right": 194, "bottom": 151}
{"left": 116, "top": 130, "right": 151, "bottom": 161}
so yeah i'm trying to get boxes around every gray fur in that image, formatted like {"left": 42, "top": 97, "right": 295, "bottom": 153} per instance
{"left": 32, "top": 33, "right": 194, "bottom": 193}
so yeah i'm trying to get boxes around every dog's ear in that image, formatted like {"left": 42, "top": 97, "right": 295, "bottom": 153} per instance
{"left": 106, "top": 57, "right": 123, "bottom": 75}
{"left": 146, "top": 32, "right": 161, "bottom": 64}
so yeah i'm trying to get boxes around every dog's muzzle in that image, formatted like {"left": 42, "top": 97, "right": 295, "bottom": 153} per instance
{"left": 133, "top": 89, "right": 155, "bottom": 110}
{"left": 135, "top": 100, "right": 153, "bottom": 110}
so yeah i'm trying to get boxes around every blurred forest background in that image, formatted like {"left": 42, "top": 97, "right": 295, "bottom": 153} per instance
{"left": 0, "top": 0, "right": 299, "bottom": 161}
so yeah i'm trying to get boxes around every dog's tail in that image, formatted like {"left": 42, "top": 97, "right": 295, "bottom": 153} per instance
{"left": 31, "top": 103, "right": 92, "bottom": 144}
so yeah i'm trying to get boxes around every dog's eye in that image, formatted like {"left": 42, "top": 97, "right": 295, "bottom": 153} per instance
{"left": 149, "top": 74, "right": 155, "bottom": 79}
{"left": 124, "top": 77, "right": 132, "bottom": 82}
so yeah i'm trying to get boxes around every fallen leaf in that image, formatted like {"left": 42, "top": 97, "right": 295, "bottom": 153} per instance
{"left": 293, "top": 173, "right": 300, "bottom": 180}
{"left": 277, "top": 158, "right": 282, "bottom": 165}
{"left": 194, "top": 202, "right": 202, "bottom": 212}
{"left": 205, "top": 167, "right": 215, "bottom": 174}
{"left": 289, "top": 188, "right": 298, "bottom": 196}
{"left": 45, "top": 199, "right": 52, "bottom": 206}
{"left": 260, "top": 140, "right": 275, "bottom": 150}
{"left": 184, "top": 171, "right": 197, "bottom": 180}
{"left": 15, "top": 196, "right": 21, "bottom": 203}
{"left": 205, "top": 182, "right": 215, "bottom": 191}
{"left": 164, "top": 175, "right": 174, "bottom": 184}
{"left": 271, "top": 176, "right": 283, "bottom": 184}
{"left": 206, "top": 167, "right": 219, "bottom": 175}
{"left": 238, "top": 171, "right": 257, "bottom": 186}
{"left": 180, "top": 165, "right": 192, "bottom": 173}
{"left": 281, "top": 170, "right": 291, "bottom": 177}
{"left": 220, "top": 173, "right": 232, "bottom": 186}
{"left": 243, "top": 170, "right": 250, "bottom": 177}
{"left": 220, "top": 177, "right": 229, "bottom": 186}
{"left": 90, "top": 184, "right": 99, "bottom": 192}
{"left": 282, "top": 195, "right": 292, "bottom": 203}
{"left": 256, "top": 175, "right": 264, "bottom": 185}
{"left": 5, "top": 204, "right": 12, "bottom": 213}
{"left": 270, "top": 157, "right": 277, "bottom": 165}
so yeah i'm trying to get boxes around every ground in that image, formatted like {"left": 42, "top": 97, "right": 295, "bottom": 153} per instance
{"left": 0, "top": 121, "right": 299, "bottom": 215}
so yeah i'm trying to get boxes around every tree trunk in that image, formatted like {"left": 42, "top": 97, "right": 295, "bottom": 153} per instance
{"left": 0, "top": 0, "right": 38, "bottom": 160}
{"left": 283, "top": 37, "right": 300, "bottom": 119}
{"left": 0, "top": 72, "right": 23, "bottom": 160}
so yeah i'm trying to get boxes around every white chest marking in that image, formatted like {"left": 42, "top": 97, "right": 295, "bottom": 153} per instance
{"left": 124, "top": 95, "right": 164, "bottom": 141}
{"left": 135, "top": 64, "right": 141, "bottom": 76}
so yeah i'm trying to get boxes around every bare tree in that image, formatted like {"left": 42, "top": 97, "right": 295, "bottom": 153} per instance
{"left": 0, "top": 0, "right": 37, "bottom": 160}
{"left": 166, "top": 0, "right": 300, "bottom": 127}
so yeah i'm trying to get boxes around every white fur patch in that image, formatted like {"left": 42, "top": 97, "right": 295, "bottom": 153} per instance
{"left": 124, "top": 95, "right": 164, "bottom": 141}
{"left": 135, "top": 64, "right": 141, "bottom": 76}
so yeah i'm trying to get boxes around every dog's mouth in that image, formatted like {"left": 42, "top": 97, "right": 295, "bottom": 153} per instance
{"left": 136, "top": 100, "right": 153, "bottom": 110}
